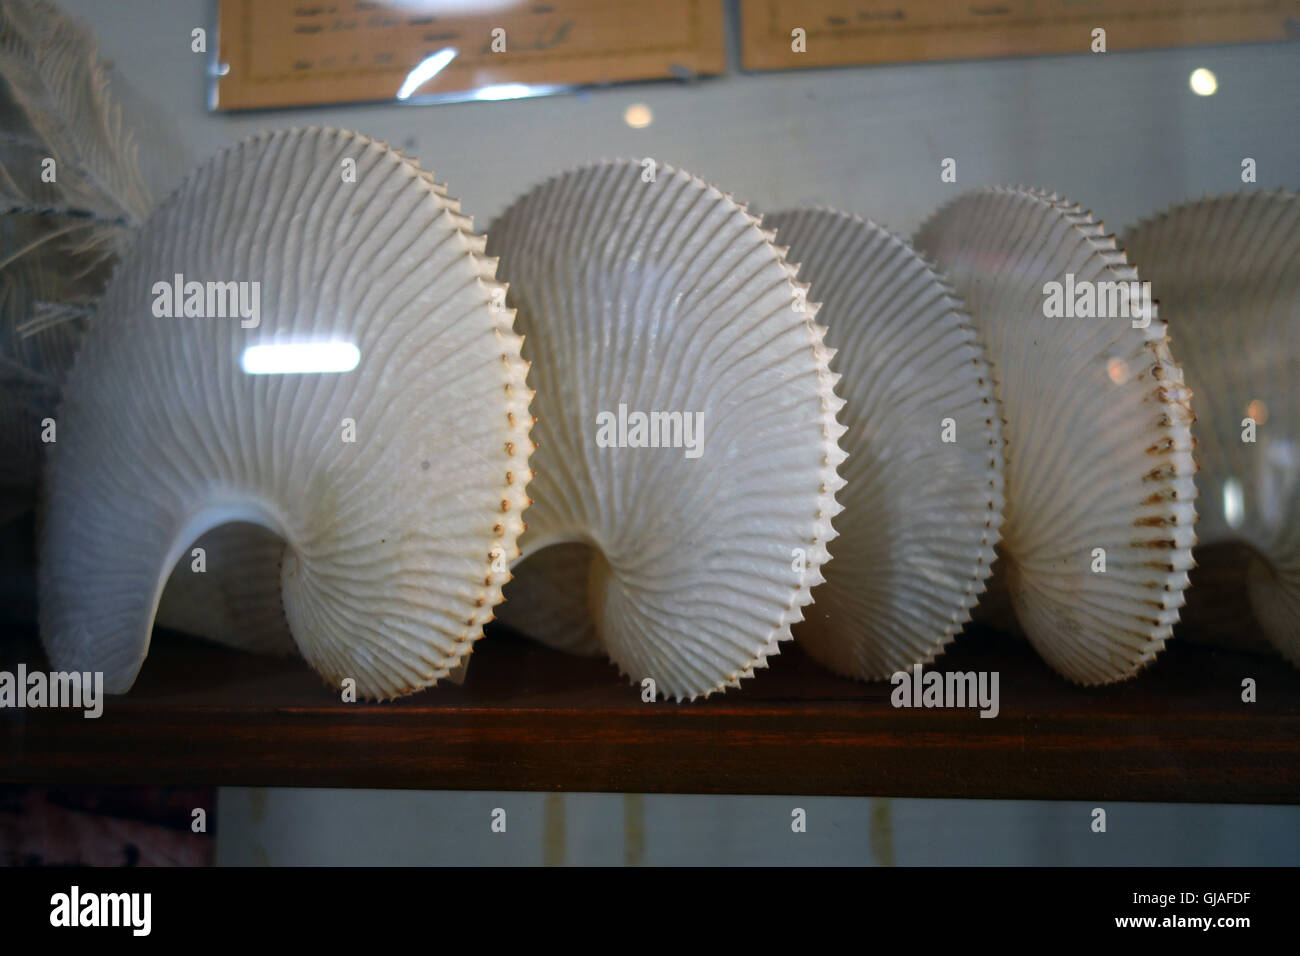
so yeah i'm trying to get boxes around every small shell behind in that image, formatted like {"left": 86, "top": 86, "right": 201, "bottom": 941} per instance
{"left": 154, "top": 522, "right": 295, "bottom": 656}
{"left": 496, "top": 542, "right": 602, "bottom": 656}
{"left": 767, "top": 208, "right": 1004, "bottom": 679}
{"left": 1123, "top": 191, "right": 1300, "bottom": 665}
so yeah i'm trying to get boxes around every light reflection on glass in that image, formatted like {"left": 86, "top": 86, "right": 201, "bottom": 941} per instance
{"left": 396, "top": 48, "right": 458, "bottom": 100}
{"left": 473, "top": 83, "right": 564, "bottom": 101}
{"left": 624, "top": 103, "right": 653, "bottom": 128}
{"left": 1189, "top": 68, "right": 1218, "bottom": 96}
{"left": 1267, "top": 439, "right": 1297, "bottom": 469}
{"left": 241, "top": 342, "right": 361, "bottom": 375}
{"left": 389, "top": 0, "right": 518, "bottom": 12}
{"left": 1223, "top": 476, "right": 1244, "bottom": 530}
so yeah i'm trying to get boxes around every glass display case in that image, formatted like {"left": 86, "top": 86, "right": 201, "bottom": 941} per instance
{"left": 1, "top": 0, "right": 1297, "bottom": 879}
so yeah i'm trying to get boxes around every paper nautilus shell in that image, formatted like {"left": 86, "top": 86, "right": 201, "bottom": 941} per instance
{"left": 765, "top": 208, "right": 1004, "bottom": 679}
{"left": 486, "top": 159, "right": 848, "bottom": 701}
{"left": 915, "top": 187, "right": 1198, "bottom": 684}
{"left": 39, "top": 127, "right": 534, "bottom": 698}
{"left": 1123, "top": 191, "right": 1300, "bottom": 666}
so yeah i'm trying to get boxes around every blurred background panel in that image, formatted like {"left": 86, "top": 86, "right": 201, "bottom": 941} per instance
{"left": 0, "top": 785, "right": 214, "bottom": 866}
{"left": 57, "top": 0, "right": 1300, "bottom": 235}
{"left": 214, "top": 789, "right": 1300, "bottom": 866}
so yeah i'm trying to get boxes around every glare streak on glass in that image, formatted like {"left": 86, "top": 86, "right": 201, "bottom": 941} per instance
{"left": 1223, "top": 476, "right": 1245, "bottom": 530}
{"left": 473, "top": 83, "right": 563, "bottom": 101}
{"left": 241, "top": 343, "right": 361, "bottom": 375}
{"left": 396, "top": 48, "right": 458, "bottom": 100}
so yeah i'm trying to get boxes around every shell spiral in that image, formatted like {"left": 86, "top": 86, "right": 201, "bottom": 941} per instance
{"left": 915, "top": 187, "right": 1198, "bottom": 684}
{"left": 39, "top": 127, "right": 533, "bottom": 698}
{"left": 1123, "top": 191, "right": 1300, "bottom": 665}
{"left": 486, "top": 160, "right": 848, "bottom": 701}
{"left": 767, "top": 208, "right": 1004, "bottom": 679}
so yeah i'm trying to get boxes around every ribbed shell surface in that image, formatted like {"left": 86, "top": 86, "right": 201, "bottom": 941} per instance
{"left": 487, "top": 160, "right": 848, "bottom": 701}
{"left": 915, "top": 187, "right": 1197, "bottom": 684}
{"left": 39, "top": 127, "right": 533, "bottom": 698}
{"left": 768, "top": 208, "right": 1004, "bottom": 679}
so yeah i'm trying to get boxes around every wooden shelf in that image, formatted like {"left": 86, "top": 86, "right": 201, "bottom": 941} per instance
{"left": 2, "top": 621, "right": 1297, "bottom": 802}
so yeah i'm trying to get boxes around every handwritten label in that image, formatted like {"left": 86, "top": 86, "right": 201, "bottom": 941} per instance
{"left": 740, "top": 0, "right": 1300, "bottom": 70}
{"left": 215, "top": 0, "right": 726, "bottom": 110}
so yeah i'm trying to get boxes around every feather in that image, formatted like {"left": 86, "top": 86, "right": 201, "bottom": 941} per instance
{"left": 0, "top": 0, "right": 151, "bottom": 224}
{"left": 0, "top": 0, "right": 159, "bottom": 507}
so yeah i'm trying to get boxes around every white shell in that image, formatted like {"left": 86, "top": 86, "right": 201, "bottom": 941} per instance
{"left": 915, "top": 187, "right": 1198, "bottom": 684}
{"left": 766, "top": 208, "right": 1004, "bottom": 679}
{"left": 486, "top": 160, "right": 848, "bottom": 701}
{"left": 146, "top": 148, "right": 453, "bottom": 661}
{"left": 146, "top": 150, "right": 452, "bottom": 661}
{"left": 1123, "top": 191, "right": 1300, "bottom": 665}
{"left": 39, "top": 127, "right": 534, "bottom": 699}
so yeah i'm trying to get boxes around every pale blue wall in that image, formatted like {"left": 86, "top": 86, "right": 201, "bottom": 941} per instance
{"left": 215, "top": 789, "right": 1300, "bottom": 865}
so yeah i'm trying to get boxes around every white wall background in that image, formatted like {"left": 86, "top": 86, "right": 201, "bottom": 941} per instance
{"left": 61, "top": 0, "right": 1300, "bottom": 237}
{"left": 57, "top": 1, "right": 1300, "bottom": 865}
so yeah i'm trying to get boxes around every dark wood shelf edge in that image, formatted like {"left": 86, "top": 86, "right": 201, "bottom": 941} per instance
{"left": 3, "top": 622, "right": 1298, "bottom": 803}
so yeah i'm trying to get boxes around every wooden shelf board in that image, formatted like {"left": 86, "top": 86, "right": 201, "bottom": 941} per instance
{"left": 2, "top": 622, "right": 1297, "bottom": 802}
